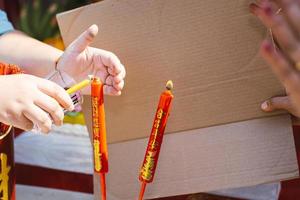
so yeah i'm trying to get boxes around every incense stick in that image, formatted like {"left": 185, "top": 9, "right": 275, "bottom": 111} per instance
{"left": 100, "top": 173, "right": 107, "bottom": 200}
{"left": 138, "top": 182, "right": 147, "bottom": 200}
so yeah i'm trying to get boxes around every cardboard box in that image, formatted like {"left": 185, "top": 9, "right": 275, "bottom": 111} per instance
{"left": 57, "top": 0, "right": 288, "bottom": 143}
{"left": 57, "top": 0, "right": 299, "bottom": 199}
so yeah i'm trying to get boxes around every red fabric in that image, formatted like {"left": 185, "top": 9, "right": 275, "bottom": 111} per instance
{"left": 0, "top": 62, "right": 23, "bottom": 75}
{"left": 0, "top": 62, "right": 22, "bottom": 200}
{"left": 13, "top": 128, "right": 24, "bottom": 138}
{"left": 0, "top": 129, "right": 16, "bottom": 200}
{"left": 15, "top": 163, "right": 93, "bottom": 194}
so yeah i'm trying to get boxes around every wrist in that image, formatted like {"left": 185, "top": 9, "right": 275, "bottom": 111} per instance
{"left": 45, "top": 53, "right": 76, "bottom": 88}
{"left": 45, "top": 68, "right": 76, "bottom": 89}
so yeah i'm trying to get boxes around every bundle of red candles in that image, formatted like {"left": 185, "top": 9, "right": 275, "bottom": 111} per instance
{"left": 90, "top": 78, "right": 174, "bottom": 200}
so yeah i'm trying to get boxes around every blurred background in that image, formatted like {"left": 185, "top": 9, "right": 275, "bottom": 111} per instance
{"left": 2, "top": 0, "right": 101, "bottom": 45}
{"left": 0, "top": 0, "right": 103, "bottom": 125}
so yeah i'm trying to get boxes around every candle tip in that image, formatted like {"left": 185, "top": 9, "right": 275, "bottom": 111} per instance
{"left": 88, "top": 75, "right": 94, "bottom": 80}
{"left": 89, "top": 75, "right": 101, "bottom": 82}
{"left": 166, "top": 80, "right": 173, "bottom": 90}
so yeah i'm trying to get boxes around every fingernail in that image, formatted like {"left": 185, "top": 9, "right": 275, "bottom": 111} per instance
{"left": 88, "top": 24, "right": 98, "bottom": 37}
{"left": 262, "top": 40, "right": 273, "bottom": 53}
{"left": 261, "top": 101, "right": 269, "bottom": 110}
{"left": 249, "top": 3, "right": 259, "bottom": 15}
{"left": 262, "top": 4, "right": 273, "bottom": 16}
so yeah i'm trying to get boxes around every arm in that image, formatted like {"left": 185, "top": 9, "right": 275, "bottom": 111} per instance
{"left": 0, "top": 10, "right": 73, "bottom": 133}
{"left": 0, "top": 24, "right": 125, "bottom": 95}
{"left": 0, "top": 10, "right": 125, "bottom": 132}
{"left": 0, "top": 31, "right": 62, "bottom": 78}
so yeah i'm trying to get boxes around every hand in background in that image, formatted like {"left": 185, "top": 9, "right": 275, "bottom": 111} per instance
{"left": 57, "top": 24, "right": 126, "bottom": 96}
{"left": 250, "top": 0, "right": 300, "bottom": 117}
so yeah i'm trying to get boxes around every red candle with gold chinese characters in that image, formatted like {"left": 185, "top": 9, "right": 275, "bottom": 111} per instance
{"left": 91, "top": 76, "right": 108, "bottom": 200}
{"left": 138, "top": 80, "right": 174, "bottom": 200}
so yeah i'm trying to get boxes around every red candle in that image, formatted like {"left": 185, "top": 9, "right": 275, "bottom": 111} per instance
{"left": 138, "top": 80, "right": 174, "bottom": 200}
{"left": 91, "top": 76, "right": 108, "bottom": 200}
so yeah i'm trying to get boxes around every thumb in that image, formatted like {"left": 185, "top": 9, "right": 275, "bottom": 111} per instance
{"left": 68, "top": 24, "right": 99, "bottom": 53}
{"left": 261, "top": 96, "right": 293, "bottom": 113}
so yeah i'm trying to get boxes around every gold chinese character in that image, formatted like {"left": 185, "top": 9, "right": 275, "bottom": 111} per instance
{"left": 93, "top": 140, "right": 102, "bottom": 172}
{"left": 157, "top": 109, "right": 163, "bottom": 119}
{"left": 0, "top": 153, "right": 10, "bottom": 200}
{"left": 140, "top": 151, "right": 156, "bottom": 181}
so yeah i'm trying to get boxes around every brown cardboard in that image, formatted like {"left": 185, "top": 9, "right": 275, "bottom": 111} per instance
{"left": 57, "top": 0, "right": 286, "bottom": 143}
{"left": 99, "top": 115, "right": 297, "bottom": 200}
{"left": 56, "top": 0, "right": 299, "bottom": 198}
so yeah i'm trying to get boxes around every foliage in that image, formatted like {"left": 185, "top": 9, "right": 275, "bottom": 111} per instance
{"left": 18, "top": 0, "right": 91, "bottom": 41}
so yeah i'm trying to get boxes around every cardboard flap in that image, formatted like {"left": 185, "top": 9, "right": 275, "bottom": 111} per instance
{"left": 97, "top": 115, "right": 297, "bottom": 199}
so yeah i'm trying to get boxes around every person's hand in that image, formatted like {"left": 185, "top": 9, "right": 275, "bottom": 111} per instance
{"left": 57, "top": 24, "right": 126, "bottom": 96}
{"left": 0, "top": 74, "right": 74, "bottom": 133}
{"left": 250, "top": 0, "right": 300, "bottom": 117}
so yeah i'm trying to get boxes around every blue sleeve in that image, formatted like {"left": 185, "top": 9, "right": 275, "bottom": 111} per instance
{"left": 0, "top": 10, "right": 13, "bottom": 35}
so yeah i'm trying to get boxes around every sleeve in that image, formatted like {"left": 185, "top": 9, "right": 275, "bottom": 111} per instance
{"left": 0, "top": 10, "right": 14, "bottom": 35}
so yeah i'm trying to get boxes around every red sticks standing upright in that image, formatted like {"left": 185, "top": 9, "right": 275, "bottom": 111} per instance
{"left": 138, "top": 80, "right": 174, "bottom": 200}
{"left": 91, "top": 76, "right": 108, "bottom": 200}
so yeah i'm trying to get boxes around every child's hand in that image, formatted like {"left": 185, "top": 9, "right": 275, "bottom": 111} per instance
{"left": 0, "top": 74, "right": 74, "bottom": 133}
{"left": 250, "top": 1, "right": 300, "bottom": 117}
{"left": 57, "top": 24, "right": 126, "bottom": 96}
